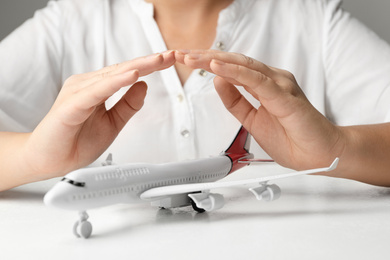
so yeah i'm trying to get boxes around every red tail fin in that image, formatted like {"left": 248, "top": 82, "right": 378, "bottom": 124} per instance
{"left": 224, "top": 126, "right": 253, "bottom": 174}
{"left": 225, "top": 126, "right": 251, "bottom": 155}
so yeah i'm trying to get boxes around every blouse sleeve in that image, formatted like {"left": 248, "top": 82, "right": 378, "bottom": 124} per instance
{"left": 323, "top": 0, "right": 390, "bottom": 126}
{"left": 0, "top": 1, "right": 64, "bottom": 132}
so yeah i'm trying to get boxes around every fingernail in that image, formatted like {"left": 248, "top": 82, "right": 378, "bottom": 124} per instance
{"left": 125, "top": 69, "right": 139, "bottom": 77}
{"left": 186, "top": 53, "right": 201, "bottom": 60}
{"left": 177, "top": 49, "right": 190, "bottom": 54}
{"left": 163, "top": 50, "right": 174, "bottom": 56}
{"left": 119, "top": 70, "right": 138, "bottom": 82}
{"left": 212, "top": 59, "right": 225, "bottom": 66}
{"left": 146, "top": 53, "right": 162, "bottom": 59}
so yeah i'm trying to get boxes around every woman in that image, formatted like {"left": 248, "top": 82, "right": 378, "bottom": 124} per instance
{"left": 0, "top": 0, "right": 389, "bottom": 190}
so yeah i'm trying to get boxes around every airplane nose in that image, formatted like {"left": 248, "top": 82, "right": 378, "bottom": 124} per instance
{"left": 43, "top": 188, "right": 60, "bottom": 208}
{"left": 44, "top": 182, "right": 75, "bottom": 210}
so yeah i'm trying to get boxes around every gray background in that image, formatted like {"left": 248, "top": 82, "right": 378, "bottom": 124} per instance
{"left": 0, "top": 0, "right": 390, "bottom": 42}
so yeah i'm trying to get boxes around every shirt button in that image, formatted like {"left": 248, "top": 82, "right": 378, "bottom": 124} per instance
{"left": 177, "top": 94, "right": 184, "bottom": 102}
{"left": 181, "top": 130, "right": 190, "bottom": 138}
{"left": 199, "top": 69, "right": 208, "bottom": 77}
{"left": 216, "top": 41, "right": 226, "bottom": 50}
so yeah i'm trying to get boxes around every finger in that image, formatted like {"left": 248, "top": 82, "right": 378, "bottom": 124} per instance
{"left": 108, "top": 81, "right": 148, "bottom": 131}
{"left": 175, "top": 50, "right": 245, "bottom": 87}
{"left": 57, "top": 70, "right": 139, "bottom": 126}
{"left": 97, "top": 51, "right": 175, "bottom": 76}
{"left": 174, "top": 49, "right": 190, "bottom": 64}
{"left": 181, "top": 50, "right": 277, "bottom": 78}
{"left": 139, "top": 50, "right": 176, "bottom": 77}
{"left": 211, "top": 73, "right": 260, "bottom": 100}
{"left": 176, "top": 50, "right": 263, "bottom": 99}
{"left": 213, "top": 76, "right": 257, "bottom": 130}
{"left": 210, "top": 59, "right": 282, "bottom": 102}
{"left": 81, "top": 50, "right": 176, "bottom": 84}
{"left": 214, "top": 76, "right": 285, "bottom": 156}
{"left": 175, "top": 49, "right": 219, "bottom": 65}
{"left": 74, "top": 70, "right": 139, "bottom": 110}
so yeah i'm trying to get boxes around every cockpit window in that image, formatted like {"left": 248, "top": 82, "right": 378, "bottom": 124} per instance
{"left": 61, "top": 177, "right": 85, "bottom": 187}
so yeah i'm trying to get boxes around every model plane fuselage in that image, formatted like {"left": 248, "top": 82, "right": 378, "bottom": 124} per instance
{"left": 45, "top": 155, "right": 243, "bottom": 211}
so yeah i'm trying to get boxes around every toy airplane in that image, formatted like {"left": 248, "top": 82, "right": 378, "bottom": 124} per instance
{"left": 44, "top": 127, "right": 339, "bottom": 239}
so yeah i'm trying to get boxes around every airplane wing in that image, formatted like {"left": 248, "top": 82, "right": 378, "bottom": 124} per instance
{"left": 140, "top": 158, "right": 339, "bottom": 200}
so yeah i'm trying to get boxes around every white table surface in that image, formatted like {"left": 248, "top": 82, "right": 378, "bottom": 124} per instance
{"left": 1, "top": 163, "right": 390, "bottom": 260}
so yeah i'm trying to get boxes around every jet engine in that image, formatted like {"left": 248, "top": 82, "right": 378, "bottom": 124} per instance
{"left": 188, "top": 192, "right": 225, "bottom": 212}
{"left": 151, "top": 194, "right": 191, "bottom": 209}
{"left": 249, "top": 183, "right": 281, "bottom": 201}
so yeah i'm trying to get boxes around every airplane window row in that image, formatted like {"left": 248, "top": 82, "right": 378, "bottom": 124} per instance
{"left": 122, "top": 167, "right": 150, "bottom": 176}
{"left": 71, "top": 170, "right": 230, "bottom": 201}
{"left": 71, "top": 185, "right": 137, "bottom": 201}
{"left": 144, "top": 176, "right": 197, "bottom": 189}
{"left": 200, "top": 170, "right": 228, "bottom": 181}
{"left": 94, "top": 167, "right": 150, "bottom": 181}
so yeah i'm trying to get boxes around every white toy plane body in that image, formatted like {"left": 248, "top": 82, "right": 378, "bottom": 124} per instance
{"left": 44, "top": 127, "right": 339, "bottom": 238}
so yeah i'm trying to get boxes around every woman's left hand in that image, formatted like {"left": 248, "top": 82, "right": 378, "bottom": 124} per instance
{"left": 176, "top": 50, "right": 345, "bottom": 170}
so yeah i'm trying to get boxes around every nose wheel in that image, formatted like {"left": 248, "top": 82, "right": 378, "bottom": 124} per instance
{"left": 73, "top": 211, "right": 93, "bottom": 239}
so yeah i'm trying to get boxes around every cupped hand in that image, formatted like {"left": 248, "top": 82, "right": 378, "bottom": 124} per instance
{"left": 24, "top": 51, "right": 176, "bottom": 179}
{"left": 176, "top": 50, "right": 345, "bottom": 170}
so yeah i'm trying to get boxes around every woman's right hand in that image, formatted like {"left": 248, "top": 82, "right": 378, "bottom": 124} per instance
{"left": 19, "top": 51, "right": 175, "bottom": 183}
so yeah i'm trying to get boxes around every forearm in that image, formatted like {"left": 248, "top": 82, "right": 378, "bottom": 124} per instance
{"left": 0, "top": 132, "right": 41, "bottom": 191}
{"left": 332, "top": 123, "right": 390, "bottom": 186}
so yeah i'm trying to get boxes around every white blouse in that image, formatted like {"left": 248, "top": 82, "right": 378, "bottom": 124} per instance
{"left": 0, "top": 0, "right": 390, "bottom": 166}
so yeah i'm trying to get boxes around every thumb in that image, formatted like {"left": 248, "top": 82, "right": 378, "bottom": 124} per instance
{"left": 214, "top": 76, "right": 255, "bottom": 127}
{"left": 108, "top": 81, "right": 148, "bottom": 130}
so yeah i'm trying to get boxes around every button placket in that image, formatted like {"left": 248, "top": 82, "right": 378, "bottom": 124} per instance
{"left": 171, "top": 89, "right": 196, "bottom": 160}
{"left": 198, "top": 69, "right": 208, "bottom": 77}
{"left": 216, "top": 41, "right": 226, "bottom": 51}
{"left": 177, "top": 94, "right": 184, "bottom": 103}
{"left": 180, "top": 129, "right": 190, "bottom": 138}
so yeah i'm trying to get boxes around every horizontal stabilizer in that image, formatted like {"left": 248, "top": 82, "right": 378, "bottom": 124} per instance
{"left": 238, "top": 159, "right": 274, "bottom": 164}
{"left": 101, "top": 153, "right": 113, "bottom": 166}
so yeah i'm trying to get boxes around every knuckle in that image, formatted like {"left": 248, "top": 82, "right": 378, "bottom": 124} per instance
{"left": 246, "top": 56, "right": 255, "bottom": 66}
{"left": 64, "top": 74, "right": 80, "bottom": 85}
{"left": 240, "top": 54, "right": 255, "bottom": 66}
{"left": 226, "top": 94, "right": 243, "bottom": 110}
{"left": 277, "top": 81, "right": 302, "bottom": 97}
{"left": 109, "top": 63, "right": 120, "bottom": 70}
{"left": 99, "top": 71, "right": 111, "bottom": 80}
{"left": 235, "top": 64, "right": 246, "bottom": 78}
{"left": 281, "top": 83, "right": 296, "bottom": 94}
{"left": 280, "top": 69, "right": 296, "bottom": 81}
{"left": 255, "top": 71, "right": 268, "bottom": 84}
{"left": 273, "top": 69, "right": 300, "bottom": 95}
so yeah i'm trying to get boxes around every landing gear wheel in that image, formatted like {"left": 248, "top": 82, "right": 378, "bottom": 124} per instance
{"left": 191, "top": 199, "right": 205, "bottom": 213}
{"left": 79, "top": 221, "right": 93, "bottom": 239}
{"left": 73, "top": 211, "right": 93, "bottom": 239}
